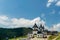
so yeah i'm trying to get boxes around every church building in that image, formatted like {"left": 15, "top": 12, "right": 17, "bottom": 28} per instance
{"left": 28, "top": 23, "right": 47, "bottom": 38}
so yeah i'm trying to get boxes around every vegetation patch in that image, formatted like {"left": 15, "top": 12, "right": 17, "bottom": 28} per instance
{"left": 56, "top": 36, "right": 60, "bottom": 40}
{"left": 56, "top": 33, "right": 60, "bottom": 40}
{"left": 0, "top": 27, "right": 32, "bottom": 40}
{"left": 9, "top": 35, "right": 27, "bottom": 40}
{"left": 48, "top": 35, "right": 57, "bottom": 40}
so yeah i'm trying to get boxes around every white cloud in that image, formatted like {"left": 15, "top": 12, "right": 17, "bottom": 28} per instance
{"left": 0, "top": 16, "right": 9, "bottom": 26}
{"left": 56, "top": 1, "right": 60, "bottom": 6}
{"left": 47, "top": 3, "right": 52, "bottom": 7}
{"left": 0, "top": 16, "right": 8, "bottom": 20}
{"left": 46, "top": 0, "right": 60, "bottom": 7}
{"left": 0, "top": 15, "right": 60, "bottom": 31}
{"left": 47, "top": 0, "right": 56, "bottom": 7}
{"left": 48, "top": 0, "right": 55, "bottom": 2}
{"left": 41, "top": 13, "right": 46, "bottom": 21}
{"left": 0, "top": 15, "right": 45, "bottom": 28}
{"left": 49, "top": 23, "right": 60, "bottom": 31}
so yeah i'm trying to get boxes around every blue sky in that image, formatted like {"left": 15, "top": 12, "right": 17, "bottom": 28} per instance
{"left": 0, "top": 0, "right": 60, "bottom": 30}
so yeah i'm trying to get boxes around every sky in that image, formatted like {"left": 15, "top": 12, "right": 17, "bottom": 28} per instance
{"left": 0, "top": 0, "right": 60, "bottom": 31}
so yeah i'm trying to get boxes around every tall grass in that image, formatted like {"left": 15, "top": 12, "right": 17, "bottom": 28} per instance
{"left": 48, "top": 35, "right": 57, "bottom": 40}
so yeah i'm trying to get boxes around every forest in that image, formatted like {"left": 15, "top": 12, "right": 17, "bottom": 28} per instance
{"left": 0, "top": 27, "right": 32, "bottom": 40}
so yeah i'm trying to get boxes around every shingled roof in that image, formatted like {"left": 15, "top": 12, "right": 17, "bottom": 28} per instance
{"left": 33, "top": 23, "right": 38, "bottom": 28}
{"left": 39, "top": 24, "right": 44, "bottom": 29}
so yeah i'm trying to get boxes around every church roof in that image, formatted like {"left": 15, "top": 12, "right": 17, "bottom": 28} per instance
{"left": 33, "top": 23, "right": 38, "bottom": 28}
{"left": 39, "top": 24, "right": 44, "bottom": 29}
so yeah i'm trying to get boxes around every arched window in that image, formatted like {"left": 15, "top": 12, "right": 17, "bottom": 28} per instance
{"left": 38, "top": 35, "right": 39, "bottom": 37}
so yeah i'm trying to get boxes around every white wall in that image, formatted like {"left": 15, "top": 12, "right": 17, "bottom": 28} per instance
{"left": 37, "top": 34, "right": 43, "bottom": 38}
{"left": 33, "top": 31, "right": 38, "bottom": 34}
{"left": 28, "top": 34, "right": 33, "bottom": 38}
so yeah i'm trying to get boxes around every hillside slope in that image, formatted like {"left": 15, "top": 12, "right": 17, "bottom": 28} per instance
{"left": 0, "top": 27, "right": 32, "bottom": 40}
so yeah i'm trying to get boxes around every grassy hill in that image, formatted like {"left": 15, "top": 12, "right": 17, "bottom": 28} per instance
{"left": 56, "top": 33, "right": 60, "bottom": 40}
{"left": 48, "top": 32, "right": 60, "bottom": 40}
{"left": 0, "top": 27, "right": 60, "bottom": 40}
{"left": 48, "top": 35, "right": 57, "bottom": 40}
{"left": 56, "top": 36, "right": 60, "bottom": 40}
{"left": 0, "top": 27, "right": 32, "bottom": 40}
{"left": 9, "top": 35, "right": 27, "bottom": 40}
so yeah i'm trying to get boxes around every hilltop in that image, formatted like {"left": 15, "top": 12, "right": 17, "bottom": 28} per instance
{"left": 0, "top": 27, "right": 32, "bottom": 40}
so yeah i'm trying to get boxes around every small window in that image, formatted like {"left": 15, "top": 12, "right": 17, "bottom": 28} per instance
{"left": 38, "top": 35, "right": 39, "bottom": 37}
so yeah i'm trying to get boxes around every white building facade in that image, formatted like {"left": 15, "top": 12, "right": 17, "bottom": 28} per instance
{"left": 28, "top": 23, "right": 47, "bottom": 38}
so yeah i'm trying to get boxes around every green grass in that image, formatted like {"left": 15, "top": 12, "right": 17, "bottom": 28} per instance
{"left": 56, "top": 36, "right": 60, "bottom": 40}
{"left": 48, "top": 35, "right": 57, "bottom": 40}
{"left": 48, "top": 32, "right": 60, "bottom": 40}
{"left": 56, "top": 33, "right": 60, "bottom": 40}
{"left": 9, "top": 35, "right": 27, "bottom": 40}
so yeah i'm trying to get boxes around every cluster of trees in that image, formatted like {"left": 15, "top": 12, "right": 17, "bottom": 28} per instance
{"left": 0, "top": 27, "right": 32, "bottom": 40}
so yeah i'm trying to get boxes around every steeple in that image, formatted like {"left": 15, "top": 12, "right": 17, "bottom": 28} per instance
{"left": 39, "top": 24, "right": 44, "bottom": 29}
{"left": 33, "top": 23, "right": 38, "bottom": 31}
{"left": 33, "top": 23, "right": 38, "bottom": 28}
{"left": 39, "top": 24, "right": 44, "bottom": 32}
{"left": 32, "top": 23, "right": 38, "bottom": 35}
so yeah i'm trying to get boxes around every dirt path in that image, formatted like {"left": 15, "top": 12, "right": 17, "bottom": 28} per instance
{"left": 52, "top": 35, "right": 60, "bottom": 40}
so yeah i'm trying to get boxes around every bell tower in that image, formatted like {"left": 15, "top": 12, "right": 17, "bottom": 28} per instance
{"left": 39, "top": 24, "right": 44, "bottom": 32}
{"left": 33, "top": 23, "right": 38, "bottom": 35}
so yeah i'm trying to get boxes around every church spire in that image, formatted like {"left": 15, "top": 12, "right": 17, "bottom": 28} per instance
{"left": 33, "top": 23, "right": 38, "bottom": 28}
{"left": 39, "top": 24, "right": 44, "bottom": 29}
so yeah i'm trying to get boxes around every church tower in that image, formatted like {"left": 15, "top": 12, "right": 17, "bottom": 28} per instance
{"left": 33, "top": 23, "right": 38, "bottom": 35}
{"left": 39, "top": 24, "right": 44, "bottom": 32}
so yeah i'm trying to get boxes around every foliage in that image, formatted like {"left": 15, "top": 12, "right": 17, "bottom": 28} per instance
{"left": 56, "top": 33, "right": 60, "bottom": 40}
{"left": 0, "top": 27, "right": 32, "bottom": 40}
{"left": 48, "top": 35, "right": 57, "bottom": 40}
{"left": 56, "top": 36, "right": 60, "bottom": 40}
